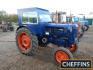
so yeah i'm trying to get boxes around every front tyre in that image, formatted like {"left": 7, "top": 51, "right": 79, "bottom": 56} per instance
{"left": 16, "top": 27, "right": 38, "bottom": 55}
{"left": 52, "top": 47, "right": 73, "bottom": 64}
{"left": 69, "top": 44, "right": 78, "bottom": 53}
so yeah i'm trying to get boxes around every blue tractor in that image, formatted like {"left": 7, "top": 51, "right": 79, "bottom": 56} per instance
{"left": 16, "top": 7, "right": 78, "bottom": 64}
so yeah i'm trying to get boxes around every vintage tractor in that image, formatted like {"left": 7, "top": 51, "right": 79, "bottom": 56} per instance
{"left": 16, "top": 8, "right": 78, "bottom": 64}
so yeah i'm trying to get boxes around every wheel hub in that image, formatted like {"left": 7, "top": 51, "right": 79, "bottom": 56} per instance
{"left": 18, "top": 32, "right": 31, "bottom": 50}
{"left": 22, "top": 35, "right": 30, "bottom": 48}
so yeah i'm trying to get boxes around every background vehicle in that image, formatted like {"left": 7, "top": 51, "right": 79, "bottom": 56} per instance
{"left": 73, "top": 16, "right": 89, "bottom": 41}
{"left": 16, "top": 8, "right": 79, "bottom": 64}
{"left": 0, "top": 21, "right": 14, "bottom": 32}
{"left": 80, "top": 20, "right": 89, "bottom": 31}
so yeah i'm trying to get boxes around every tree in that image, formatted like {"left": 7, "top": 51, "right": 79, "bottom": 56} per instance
{"left": 8, "top": 14, "right": 18, "bottom": 23}
{"left": 0, "top": 10, "right": 18, "bottom": 24}
{"left": 0, "top": 11, "right": 7, "bottom": 22}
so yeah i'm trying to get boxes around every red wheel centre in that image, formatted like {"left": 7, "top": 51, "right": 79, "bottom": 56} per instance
{"left": 69, "top": 44, "right": 77, "bottom": 52}
{"left": 18, "top": 32, "right": 31, "bottom": 50}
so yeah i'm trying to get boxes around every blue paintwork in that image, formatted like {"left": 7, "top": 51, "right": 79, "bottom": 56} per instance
{"left": 45, "top": 23, "right": 78, "bottom": 47}
{"left": 17, "top": 7, "right": 78, "bottom": 48}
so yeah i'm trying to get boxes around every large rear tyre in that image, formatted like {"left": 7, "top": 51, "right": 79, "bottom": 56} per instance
{"left": 52, "top": 47, "right": 73, "bottom": 64}
{"left": 16, "top": 27, "right": 38, "bottom": 55}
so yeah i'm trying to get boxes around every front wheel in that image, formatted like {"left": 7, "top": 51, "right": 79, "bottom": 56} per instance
{"left": 69, "top": 44, "right": 78, "bottom": 53}
{"left": 52, "top": 47, "right": 73, "bottom": 64}
{"left": 16, "top": 27, "right": 38, "bottom": 55}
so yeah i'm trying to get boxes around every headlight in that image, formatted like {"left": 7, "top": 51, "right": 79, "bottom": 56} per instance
{"left": 45, "top": 32, "right": 49, "bottom": 35}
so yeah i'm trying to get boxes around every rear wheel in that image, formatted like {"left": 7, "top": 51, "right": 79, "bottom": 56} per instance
{"left": 16, "top": 27, "right": 38, "bottom": 55}
{"left": 52, "top": 47, "right": 73, "bottom": 64}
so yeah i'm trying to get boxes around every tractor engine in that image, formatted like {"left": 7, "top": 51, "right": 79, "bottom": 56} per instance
{"left": 46, "top": 27, "right": 72, "bottom": 47}
{"left": 38, "top": 26, "right": 74, "bottom": 47}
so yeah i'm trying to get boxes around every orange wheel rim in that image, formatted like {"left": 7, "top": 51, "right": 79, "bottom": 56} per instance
{"left": 17, "top": 32, "right": 31, "bottom": 51}
{"left": 69, "top": 44, "right": 77, "bottom": 52}
{"left": 55, "top": 50, "right": 70, "bottom": 63}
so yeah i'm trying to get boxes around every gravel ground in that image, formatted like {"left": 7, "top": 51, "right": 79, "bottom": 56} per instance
{"left": 0, "top": 26, "right": 93, "bottom": 70}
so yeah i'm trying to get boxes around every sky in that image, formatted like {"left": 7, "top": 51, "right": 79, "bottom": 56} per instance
{"left": 0, "top": 0, "right": 93, "bottom": 15}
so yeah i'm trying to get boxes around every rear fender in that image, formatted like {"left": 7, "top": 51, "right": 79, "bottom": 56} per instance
{"left": 16, "top": 26, "right": 31, "bottom": 33}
